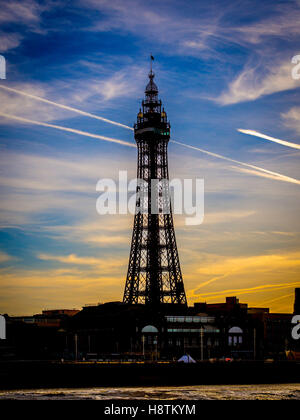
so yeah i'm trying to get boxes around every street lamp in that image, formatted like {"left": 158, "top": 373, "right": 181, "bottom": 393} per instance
{"left": 200, "top": 325, "right": 204, "bottom": 361}
{"left": 74, "top": 333, "right": 78, "bottom": 361}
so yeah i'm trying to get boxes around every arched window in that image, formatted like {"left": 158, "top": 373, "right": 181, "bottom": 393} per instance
{"left": 228, "top": 326, "right": 243, "bottom": 346}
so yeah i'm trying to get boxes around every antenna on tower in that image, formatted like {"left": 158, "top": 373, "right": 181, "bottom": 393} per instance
{"left": 150, "top": 54, "right": 154, "bottom": 74}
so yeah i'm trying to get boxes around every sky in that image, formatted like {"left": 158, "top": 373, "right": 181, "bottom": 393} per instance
{"left": 0, "top": 0, "right": 299, "bottom": 315}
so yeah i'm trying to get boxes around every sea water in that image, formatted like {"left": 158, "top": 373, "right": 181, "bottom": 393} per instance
{"left": 0, "top": 384, "right": 299, "bottom": 400}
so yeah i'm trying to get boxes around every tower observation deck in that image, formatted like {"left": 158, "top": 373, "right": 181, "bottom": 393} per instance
{"left": 123, "top": 63, "right": 187, "bottom": 307}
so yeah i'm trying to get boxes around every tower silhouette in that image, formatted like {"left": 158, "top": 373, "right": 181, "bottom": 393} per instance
{"left": 123, "top": 62, "right": 187, "bottom": 307}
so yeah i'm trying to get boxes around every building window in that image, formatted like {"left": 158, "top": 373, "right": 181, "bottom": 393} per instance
{"left": 228, "top": 326, "right": 243, "bottom": 347}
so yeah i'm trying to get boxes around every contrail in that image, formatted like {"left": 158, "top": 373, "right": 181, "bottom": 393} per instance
{"left": 238, "top": 128, "right": 300, "bottom": 150}
{"left": 171, "top": 139, "right": 300, "bottom": 185}
{"left": 0, "top": 85, "right": 134, "bottom": 131}
{"left": 0, "top": 112, "right": 136, "bottom": 148}
{"left": 0, "top": 107, "right": 298, "bottom": 185}
{"left": 190, "top": 281, "right": 300, "bottom": 299}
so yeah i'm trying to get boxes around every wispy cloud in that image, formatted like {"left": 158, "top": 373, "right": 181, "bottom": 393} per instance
{"left": 203, "top": 210, "right": 256, "bottom": 225}
{"left": 282, "top": 106, "right": 300, "bottom": 135}
{"left": 0, "top": 64, "right": 143, "bottom": 123}
{"left": 40, "top": 222, "right": 130, "bottom": 248}
{"left": 0, "top": 0, "right": 53, "bottom": 51}
{"left": 82, "top": 0, "right": 224, "bottom": 55}
{"left": 0, "top": 149, "right": 134, "bottom": 229}
{"left": 0, "top": 251, "right": 15, "bottom": 263}
{"left": 0, "top": 83, "right": 62, "bottom": 122}
{"left": 0, "top": 0, "right": 43, "bottom": 26}
{"left": 229, "top": 4, "right": 300, "bottom": 45}
{"left": 38, "top": 252, "right": 127, "bottom": 271}
{"left": 82, "top": 0, "right": 300, "bottom": 59}
{"left": 38, "top": 253, "right": 101, "bottom": 265}
{"left": 0, "top": 32, "right": 23, "bottom": 52}
{"left": 215, "top": 61, "right": 299, "bottom": 105}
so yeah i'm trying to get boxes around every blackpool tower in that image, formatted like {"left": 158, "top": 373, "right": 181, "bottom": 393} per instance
{"left": 123, "top": 62, "right": 187, "bottom": 307}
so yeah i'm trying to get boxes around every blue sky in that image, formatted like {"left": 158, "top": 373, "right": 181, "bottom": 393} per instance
{"left": 0, "top": 0, "right": 300, "bottom": 314}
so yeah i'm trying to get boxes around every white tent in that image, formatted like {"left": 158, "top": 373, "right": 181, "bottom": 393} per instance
{"left": 177, "top": 354, "right": 196, "bottom": 363}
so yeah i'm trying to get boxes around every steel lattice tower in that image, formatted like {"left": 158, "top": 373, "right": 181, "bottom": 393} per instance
{"left": 123, "top": 66, "right": 187, "bottom": 307}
